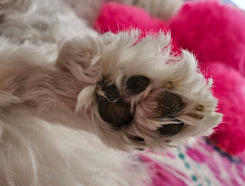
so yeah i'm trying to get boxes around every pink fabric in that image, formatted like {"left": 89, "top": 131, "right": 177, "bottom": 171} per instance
{"left": 203, "top": 62, "right": 245, "bottom": 155}
{"left": 169, "top": 1, "right": 245, "bottom": 74}
{"left": 94, "top": 1, "right": 245, "bottom": 155}
{"left": 141, "top": 155, "right": 189, "bottom": 186}
{"left": 138, "top": 138, "right": 245, "bottom": 185}
{"left": 94, "top": 2, "right": 168, "bottom": 37}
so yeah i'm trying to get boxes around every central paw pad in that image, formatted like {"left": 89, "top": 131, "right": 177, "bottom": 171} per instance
{"left": 126, "top": 75, "right": 150, "bottom": 95}
{"left": 98, "top": 81, "right": 133, "bottom": 129}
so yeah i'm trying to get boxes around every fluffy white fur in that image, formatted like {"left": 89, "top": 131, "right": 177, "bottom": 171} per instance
{"left": 0, "top": 0, "right": 222, "bottom": 185}
{"left": 63, "top": 0, "right": 133, "bottom": 25}
{"left": 134, "top": 0, "right": 183, "bottom": 20}
{"left": 63, "top": 0, "right": 183, "bottom": 23}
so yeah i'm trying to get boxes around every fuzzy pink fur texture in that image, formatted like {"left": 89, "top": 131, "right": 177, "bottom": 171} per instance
{"left": 168, "top": 1, "right": 245, "bottom": 155}
{"left": 94, "top": 2, "right": 168, "bottom": 37}
{"left": 203, "top": 62, "right": 245, "bottom": 155}
{"left": 95, "top": 1, "right": 245, "bottom": 155}
{"left": 169, "top": 1, "right": 245, "bottom": 74}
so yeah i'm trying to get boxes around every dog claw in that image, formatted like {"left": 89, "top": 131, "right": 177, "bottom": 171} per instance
{"left": 126, "top": 75, "right": 150, "bottom": 95}
{"left": 165, "top": 81, "right": 174, "bottom": 89}
{"left": 164, "top": 139, "right": 172, "bottom": 143}
{"left": 196, "top": 105, "right": 205, "bottom": 111}
{"left": 188, "top": 114, "right": 204, "bottom": 120}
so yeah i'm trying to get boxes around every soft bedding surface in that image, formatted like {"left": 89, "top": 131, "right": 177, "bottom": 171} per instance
{"left": 141, "top": 137, "right": 245, "bottom": 186}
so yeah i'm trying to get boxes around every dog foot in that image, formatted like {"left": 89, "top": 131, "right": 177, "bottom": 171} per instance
{"left": 68, "top": 31, "right": 222, "bottom": 150}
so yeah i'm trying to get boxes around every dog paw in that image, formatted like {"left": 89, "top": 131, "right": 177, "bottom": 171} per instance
{"left": 75, "top": 31, "right": 222, "bottom": 150}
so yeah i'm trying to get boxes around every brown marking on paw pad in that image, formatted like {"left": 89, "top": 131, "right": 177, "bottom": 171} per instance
{"left": 158, "top": 122, "right": 184, "bottom": 136}
{"left": 157, "top": 92, "right": 183, "bottom": 117}
{"left": 126, "top": 75, "right": 150, "bottom": 95}
{"left": 97, "top": 82, "right": 133, "bottom": 129}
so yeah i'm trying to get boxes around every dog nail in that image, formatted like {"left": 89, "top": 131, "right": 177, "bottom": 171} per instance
{"left": 157, "top": 92, "right": 183, "bottom": 117}
{"left": 196, "top": 105, "right": 205, "bottom": 111}
{"left": 158, "top": 122, "right": 184, "bottom": 136}
{"left": 165, "top": 81, "right": 174, "bottom": 89}
{"left": 164, "top": 139, "right": 172, "bottom": 143}
{"left": 188, "top": 114, "right": 204, "bottom": 120}
{"left": 126, "top": 75, "right": 150, "bottom": 95}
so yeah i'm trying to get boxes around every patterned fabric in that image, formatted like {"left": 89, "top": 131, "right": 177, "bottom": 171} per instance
{"left": 141, "top": 138, "right": 245, "bottom": 186}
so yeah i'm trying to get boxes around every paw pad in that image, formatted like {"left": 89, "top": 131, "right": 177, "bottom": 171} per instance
{"left": 126, "top": 75, "right": 150, "bottom": 95}
{"left": 158, "top": 122, "right": 184, "bottom": 136}
{"left": 157, "top": 92, "right": 184, "bottom": 117}
{"left": 97, "top": 81, "right": 133, "bottom": 129}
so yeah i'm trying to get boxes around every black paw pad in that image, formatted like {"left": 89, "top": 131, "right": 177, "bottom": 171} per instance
{"left": 126, "top": 75, "right": 150, "bottom": 95}
{"left": 157, "top": 92, "right": 183, "bottom": 117}
{"left": 98, "top": 82, "right": 133, "bottom": 129}
{"left": 158, "top": 122, "right": 184, "bottom": 136}
{"left": 98, "top": 79, "right": 120, "bottom": 101}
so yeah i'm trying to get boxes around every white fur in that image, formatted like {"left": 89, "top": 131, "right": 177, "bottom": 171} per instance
{"left": 63, "top": 0, "right": 133, "bottom": 25}
{"left": 0, "top": 0, "right": 222, "bottom": 185}
{"left": 134, "top": 0, "right": 184, "bottom": 20}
